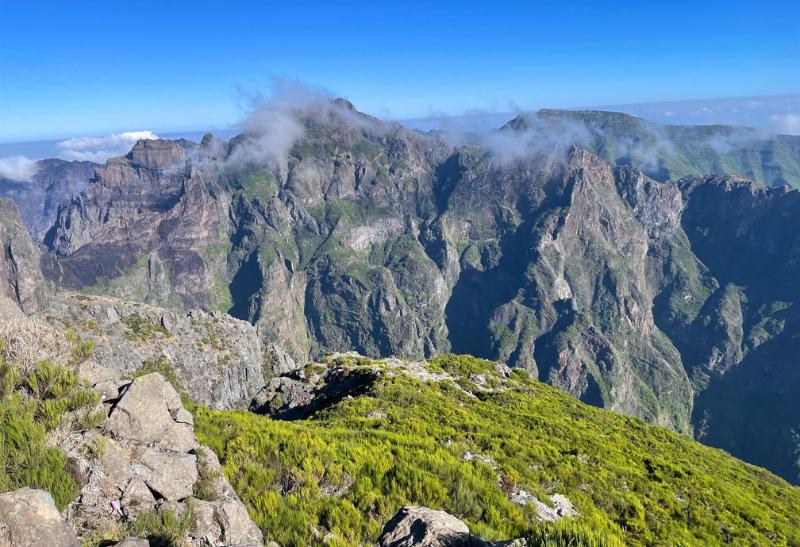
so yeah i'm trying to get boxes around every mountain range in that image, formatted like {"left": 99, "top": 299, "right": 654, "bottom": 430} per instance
{"left": 2, "top": 102, "right": 800, "bottom": 489}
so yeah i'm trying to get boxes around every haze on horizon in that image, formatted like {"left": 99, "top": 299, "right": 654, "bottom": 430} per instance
{"left": 1, "top": 0, "right": 799, "bottom": 144}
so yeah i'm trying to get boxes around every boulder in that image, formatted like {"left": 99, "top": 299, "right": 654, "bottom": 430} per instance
{"left": 379, "top": 507, "right": 528, "bottom": 547}
{"left": 131, "top": 447, "right": 197, "bottom": 501}
{"left": 112, "top": 539, "right": 149, "bottom": 547}
{"left": 61, "top": 372, "right": 262, "bottom": 545}
{"left": 0, "top": 488, "right": 80, "bottom": 547}
{"left": 378, "top": 506, "right": 489, "bottom": 547}
{"left": 189, "top": 499, "right": 263, "bottom": 546}
{"left": 106, "top": 373, "right": 196, "bottom": 452}
{"left": 77, "top": 360, "right": 125, "bottom": 401}
{"left": 250, "top": 364, "right": 378, "bottom": 420}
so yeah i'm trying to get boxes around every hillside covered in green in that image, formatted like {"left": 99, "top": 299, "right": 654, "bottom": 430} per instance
{"left": 193, "top": 355, "right": 800, "bottom": 547}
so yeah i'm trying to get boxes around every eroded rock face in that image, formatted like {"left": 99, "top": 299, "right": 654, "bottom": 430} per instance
{"left": 0, "top": 199, "right": 49, "bottom": 314}
{"left": 0, "top": 488, "right": 80, "bottom": 547}
{"left": 64, "top": 372, "right": 263, "bottom": 546}
{"left": 46, "top": 293, "right": 270, "bottom": 409}
{"left": 42, "top": 139, "right": 228, "bottom": 311}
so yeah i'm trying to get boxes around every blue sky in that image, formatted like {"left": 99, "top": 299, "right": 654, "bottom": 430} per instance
{"left": 1, "top": 0, "right": 799, "bottom": 142}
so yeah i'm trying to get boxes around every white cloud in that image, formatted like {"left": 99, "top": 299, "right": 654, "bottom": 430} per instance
{"left": 769, "top": 114, "right": 800, "bottom": 135}
{"left": 0, "top": 156, "right": 39, "bottom": 182}
{"left": 57, "top": 130, "right": 160, "bottom": 162}
{"left": 227, "top": 78, "right": 377, "bottom": 173}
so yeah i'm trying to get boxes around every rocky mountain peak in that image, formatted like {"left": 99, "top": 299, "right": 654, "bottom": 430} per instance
{"left": 124, "top": 139, "right": 187, "bottom": 172}
{"left": 333, "top": 97, "right": 357, "bottom": 111}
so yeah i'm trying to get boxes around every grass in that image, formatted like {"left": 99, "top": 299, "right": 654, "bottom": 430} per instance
{"left": 193, "top": 354, "right": 800, "bottom": 547}
{"left": 126, "top": 507, "right": 193, "bottom": 547}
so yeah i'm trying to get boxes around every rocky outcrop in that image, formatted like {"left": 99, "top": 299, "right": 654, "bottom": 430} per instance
{"left": 45, "top": 292, "right": 271, "bottom": 409}
{"left": 0, "top": 199, "right": 49, "bottom": 314}
{"left": 379, "top": 506, "right": 526, "bottom": 547}
{"left": 250, "top": 358, "right": 378, "bottom": 419}
{"left": 65, "top": 371, "right": 263, "bottom": 546}
{"left": 0, "top": 489, "right": 80, "bottom": 547}
{"left": 508, "top": 491, "right": 577, "bottom": 522}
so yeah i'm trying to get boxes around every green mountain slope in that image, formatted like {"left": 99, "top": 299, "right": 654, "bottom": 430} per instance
{"left": 193, "top": 354, "right": 800, "bottom": 547}
{"left": 515, "top": 109, "right": 800, "bottom": 187}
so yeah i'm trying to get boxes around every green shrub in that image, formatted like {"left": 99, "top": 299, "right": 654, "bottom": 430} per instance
{"left": 22, "top": 360, "right": 99, "bottom": 431}
{"left": 526, "top": 520, "right": 625, "bottom": 546}
{"left": 0, "top": 345, "right": 100, "bottom": 510}
{"left": 121, "top": 313, "right": 171, "bottom": 341}
{"left": 0, "top": 393, "right": 79, "bottom": 509}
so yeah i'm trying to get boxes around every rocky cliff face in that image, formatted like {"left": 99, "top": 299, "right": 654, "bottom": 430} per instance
{"left": 45, "top": 292, "right": 272, "bottom": 409}
{"left": 0, "top": 199, "right": 49, "bottom": 314}
{"left": 0, "top": 159, "right": 97, "bottom": 240}
{"left": 43, "top": 139, "right": 230, "bottom": 311}
{"left": 30, "top": 101, "right": 800, "bottom": 482}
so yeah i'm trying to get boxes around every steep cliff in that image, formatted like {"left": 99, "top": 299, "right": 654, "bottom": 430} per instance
{"left": 0, "top": 198, "right": 49, "bottom": 313}
{"left": 0, "top": 158, "right": 98, "bottom": 240}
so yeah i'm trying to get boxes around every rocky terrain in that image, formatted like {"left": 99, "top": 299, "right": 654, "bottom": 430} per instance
{"left": 2, "top": 102, "right": 800, "bottom": 488}
{"left": 44, "top": 292, "right": 278, "bottom": 409}
{"left": 1, "top": 192, "right": 799, "bottom": 544}
{"left": 0, "top": 371, "right": 264, "bottom": 546}
{"left": 63, "top": 370, "right": 264, "bottom": 546}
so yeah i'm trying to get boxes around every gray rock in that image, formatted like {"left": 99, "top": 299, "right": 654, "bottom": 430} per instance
{"left": 45, "top": 293, "right": 266, "bottom": 410}
{"left": 131, "top": 447, "right": 197, "bottom": 501}
{"left": 378, "top": 506, "right": 489, "bottom": 547}
{"left": 0, "top": 488, "right": 80, "bottom": 547}
{"left": 189, "top": 499, "right": 263, "bottom": 546}
{"left": 107, "top": 373, "right": 196, "bottom": 452}
{"left": 120, "top": 478, "right": 157, "bottom": 518}
{"left": 508, "top": 490, "right": 577, "bottom": 522}
{"left": 77, "top": 360, "right": 125, "bottom": 401}
{"left": 264, "top": 342, "right": 300, "bottom": 376}
{"left": 249, "top": 364, "right": 378, "bottom": 420}
{"left": 112, "top": 539, "right": 149, "bottom": 547}
{"left": 0, "top": 199, "right": 50, "bottom": 314}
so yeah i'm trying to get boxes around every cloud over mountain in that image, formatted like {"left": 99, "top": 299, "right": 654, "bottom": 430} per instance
{"left": 56, "top": 130, "right": 160, "bottom": 162}
{"left": 0, "top": 155, "right": 39, "bottom": 182}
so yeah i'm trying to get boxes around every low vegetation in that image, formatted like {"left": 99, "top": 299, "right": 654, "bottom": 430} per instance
{"left": 121, "top": 313, "right": 171, "bottom": 341}
{"left": 0, "top": 325, "right": 99, "bottom": 510}
{"left": 194, "top": 355, "right": 800, "bottom": 546}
